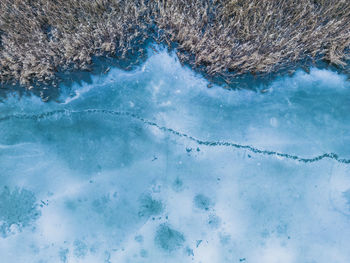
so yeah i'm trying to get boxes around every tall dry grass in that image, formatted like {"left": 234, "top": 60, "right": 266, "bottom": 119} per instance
{"left": 1, "top": 0, "right": 350, "bottom": 95}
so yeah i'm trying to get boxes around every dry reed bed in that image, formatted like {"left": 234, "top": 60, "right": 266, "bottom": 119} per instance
{"left": 1, "top": 0, "right": 350, "bottom": 97}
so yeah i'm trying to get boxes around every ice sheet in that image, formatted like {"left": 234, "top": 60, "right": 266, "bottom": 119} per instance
{"left": 0, "top": 48, "right": 350, "bottom": 262}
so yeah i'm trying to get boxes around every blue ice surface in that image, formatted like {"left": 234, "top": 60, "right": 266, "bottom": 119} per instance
{"left": 0, "top": 46, "right": 350, "bottom": 262}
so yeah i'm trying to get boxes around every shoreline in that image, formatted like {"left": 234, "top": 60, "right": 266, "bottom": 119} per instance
{"left": 1, "top": 0, "right": 350, "bottom": 100}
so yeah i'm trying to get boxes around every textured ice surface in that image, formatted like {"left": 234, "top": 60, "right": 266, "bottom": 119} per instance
{"left": 0, "top": 48, "right": 350, "bottom": 262}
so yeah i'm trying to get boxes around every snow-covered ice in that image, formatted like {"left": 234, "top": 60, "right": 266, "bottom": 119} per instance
{"left": 0, "top": 48, "right": 350, "bottom": 262}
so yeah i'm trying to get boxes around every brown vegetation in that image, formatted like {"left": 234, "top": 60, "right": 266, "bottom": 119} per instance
{"left": 1, "top": 0, "right": 350, "bottom": 95}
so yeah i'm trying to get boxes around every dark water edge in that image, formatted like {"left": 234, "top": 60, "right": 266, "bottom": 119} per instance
{"left": 0, "top": 41, "right": 348, "bottom": 103}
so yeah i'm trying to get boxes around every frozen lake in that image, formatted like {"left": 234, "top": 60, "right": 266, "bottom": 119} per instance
{"left": 1, "top": 48, "right": 350, "bottom": 262}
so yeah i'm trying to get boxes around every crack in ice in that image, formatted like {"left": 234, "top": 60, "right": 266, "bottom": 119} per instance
{"left": 1, "top": 109, "right": 349, "bottom": 164}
